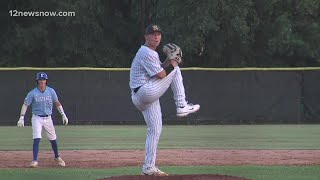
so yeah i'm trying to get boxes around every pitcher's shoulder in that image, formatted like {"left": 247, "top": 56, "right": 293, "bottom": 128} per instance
{"left": 139, "top": 45, "right": 158, "bottom": 56}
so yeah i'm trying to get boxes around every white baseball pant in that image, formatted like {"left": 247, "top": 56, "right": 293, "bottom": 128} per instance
{"left": 132, "top": 66, "right": 187, "bottom": 170}
{"left": 31, "top": 114, "right": 57, "bottom": 140}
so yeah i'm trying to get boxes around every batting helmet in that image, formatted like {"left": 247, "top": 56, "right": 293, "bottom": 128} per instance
{"left": 36, "top": 72, "right": 48, "bottom": 81}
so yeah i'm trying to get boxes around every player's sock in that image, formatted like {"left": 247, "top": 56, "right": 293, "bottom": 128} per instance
{"left": 32, "top": 138, "right": 41, "bottom": 161}
{"left": 50, "top": 139, "right": 59, "bottom": 158}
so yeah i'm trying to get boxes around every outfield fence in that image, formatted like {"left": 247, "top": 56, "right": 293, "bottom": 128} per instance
{"left": 1, "top": 67, "right": 320, "bottom": 125}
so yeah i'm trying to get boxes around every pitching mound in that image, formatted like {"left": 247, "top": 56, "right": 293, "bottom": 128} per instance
{"left": 100, "top": 174, "right": 250, "bottom": 180}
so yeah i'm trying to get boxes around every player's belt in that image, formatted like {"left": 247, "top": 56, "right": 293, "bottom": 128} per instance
{"left": 133, "top": 86, "right": 141, "bottom": 93}
{"left": 36, "top": 114, "right": 49, "bottom": 117}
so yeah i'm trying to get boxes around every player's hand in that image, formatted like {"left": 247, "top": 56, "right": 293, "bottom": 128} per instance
{"left": 17, "top": 116, "right": 25, "bottom": 127}
{"left": 62, "top": 115, "right": 68, "bottom": 125}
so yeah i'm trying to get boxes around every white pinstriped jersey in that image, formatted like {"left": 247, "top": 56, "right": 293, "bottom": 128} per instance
{"left": 129, "top": 45, "right": 164, "bottom": 89}
{"left": 130, "top": 44, "right": 188, "bottom": 171}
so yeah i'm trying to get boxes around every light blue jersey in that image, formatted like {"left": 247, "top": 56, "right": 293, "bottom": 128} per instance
{"left": 24, "top": 86, "right": 58, "bottom": 116}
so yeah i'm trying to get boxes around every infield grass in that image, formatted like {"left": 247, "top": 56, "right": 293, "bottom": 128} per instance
{"left": 0, "top": 125, "right": 319, "bottom": 150}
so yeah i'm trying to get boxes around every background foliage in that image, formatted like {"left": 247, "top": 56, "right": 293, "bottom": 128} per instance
{"left": 1, "top": 0, "right": 319, "bottom": 67}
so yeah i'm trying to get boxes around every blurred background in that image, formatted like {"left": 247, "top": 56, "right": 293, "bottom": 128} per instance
{"left": 0, "top": 0, "right": 319, "bottom": 68}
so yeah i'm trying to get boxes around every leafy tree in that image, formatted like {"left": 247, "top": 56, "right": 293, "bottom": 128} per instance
{"left": 1, "top": 0, "right": 319, "bottom": 67}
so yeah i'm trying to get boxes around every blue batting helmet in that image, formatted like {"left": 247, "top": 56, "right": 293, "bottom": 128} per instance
{"left": 36, "top": 72, "right": 48, "bottom": 81}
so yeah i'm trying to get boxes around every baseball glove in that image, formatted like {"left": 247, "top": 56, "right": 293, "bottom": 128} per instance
{"left": 163, "top": 43, "right": 183, "bottom": 64}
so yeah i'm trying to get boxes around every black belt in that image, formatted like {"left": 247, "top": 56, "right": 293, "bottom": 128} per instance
{"left": 133, "top": 86, "right": 141, "bottom": 93}
{"left": 36, "top": 114, "right": 49, "bottom": 117}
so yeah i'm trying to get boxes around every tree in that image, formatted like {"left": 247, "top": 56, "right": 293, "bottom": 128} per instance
{"left": 1, "top": 0, "right": 319, "bottom": 67}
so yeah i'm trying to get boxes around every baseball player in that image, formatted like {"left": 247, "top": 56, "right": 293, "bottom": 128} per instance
{"left": 17, "top": 72, "right": 68, "bottom": 168}
{"left": 129, "top": 24, "right": 200, "bottom": 176}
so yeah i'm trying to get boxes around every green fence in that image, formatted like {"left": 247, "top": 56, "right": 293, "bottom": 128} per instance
{"left": 1, "top": 67, "right": 320, "bottom": 125}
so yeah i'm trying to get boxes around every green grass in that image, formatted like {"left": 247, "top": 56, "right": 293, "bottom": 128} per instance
{"left": 0, "top": 125, "right": 319, "bottom": 150}
{"left": 0, "top": 166, "right": 320, "bottom": 180}
{"left": 1, "top": 125, "right": 320, "bottom": 180}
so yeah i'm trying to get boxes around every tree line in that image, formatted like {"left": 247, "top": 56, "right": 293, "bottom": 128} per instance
{"left": 1, "top": 0, "right": 319, "bottom": 67}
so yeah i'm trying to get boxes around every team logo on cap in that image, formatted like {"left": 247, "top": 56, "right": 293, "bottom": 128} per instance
{"left": 152, "top": 25, "right": 159, "bottom": 31}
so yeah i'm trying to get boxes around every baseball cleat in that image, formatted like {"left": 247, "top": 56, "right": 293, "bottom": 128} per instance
{"left": 30, "top": 161, "right": 38, "bottom": 168}
{"left": 177, "top": 103, "right": 200, "bottom": 117}
{"left": 141, "top": 167, "right": 169, "bottom": 176}
{"left": 54, "top": 157, "right": 66, "bottom": 167}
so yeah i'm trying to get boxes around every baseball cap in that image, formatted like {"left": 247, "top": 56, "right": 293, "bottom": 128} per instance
{"left": 145, "top": 24, "right": 162, "bottom": 35}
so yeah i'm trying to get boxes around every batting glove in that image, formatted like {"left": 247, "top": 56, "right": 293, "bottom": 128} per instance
{"left": 62, "top": 114, "right": 68, "bottom": 125}
{"left": 17, "top": 116, "right": 25, "bottom": 127}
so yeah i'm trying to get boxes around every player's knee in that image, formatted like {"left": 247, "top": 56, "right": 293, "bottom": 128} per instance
{"left": 148, "top": 126, "right": 162, "bottom": 137}
{"left": 33, "top": 134, "right": 42, "bottom": 139}
{"left": 48, "top": 136, "right": 57, "bottom": 141}
{"left": 47, "top": 133, "right": 57, "bottom": 141}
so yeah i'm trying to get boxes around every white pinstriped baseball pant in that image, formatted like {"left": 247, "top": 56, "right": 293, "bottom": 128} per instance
{"left": 131, "top": 67, "right": 187, "bottom": 170}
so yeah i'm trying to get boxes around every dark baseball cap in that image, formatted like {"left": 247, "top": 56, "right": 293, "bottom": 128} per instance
{"left": 145, "top": 24, "right": 162, "bottom": 35}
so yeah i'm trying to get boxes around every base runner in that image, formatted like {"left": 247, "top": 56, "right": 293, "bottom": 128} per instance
{"left": 129, "top": 24, "right": 200, "bottom": 176}
{"left": 17, "top": 72, "right": 69, "bottom": 168}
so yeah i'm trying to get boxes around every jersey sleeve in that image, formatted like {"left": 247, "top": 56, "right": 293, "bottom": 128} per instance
{"left": 141, "top": 52, "right": 164, "bottom": 77}
{"left": 24, "top": 92, "right": 33, "bottom": 106}
{"left": 50, "top": 88, "right": 59, "bottom": 102}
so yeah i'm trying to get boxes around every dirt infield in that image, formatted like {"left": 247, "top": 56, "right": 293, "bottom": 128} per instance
{"left": 1, "top": 149, "right": 320, "bottom": 168}
{"left": 100, "top": 174, "right": 250, "bottom": 180}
